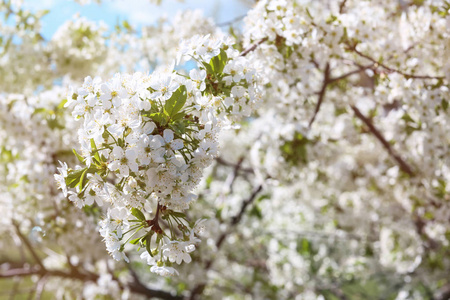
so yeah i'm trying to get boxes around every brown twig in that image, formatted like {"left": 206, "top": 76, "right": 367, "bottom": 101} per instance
{"left": 189, "top": 184, "right": 263, "bottom": 300}
{"left": 12, "top": 222, "right": 46, "bottom": 272}
{"left": 0, "top": 266, "right": 181, "bottom": 300}
{"left": 328, "top": 63, "right": 375, "bottom": 84}
{"left": 308, "top": 63, "right": 330, "bottom": 128}
{"left": 351, "top": 105, "right": 415, "bottom": 176}
{"left": 34, "top": 275, "right": 48, "bottom": 300}
{"left": 434, "top": 283, "right": 450, "bottom": 300}
{"left": 240, "top": 38, "right": 268, "bottom": 57}
{"left": 212, "top": 186, "right": 263, "bottom": 263}
{"left": 223, "top": 157, "right": 245, "bottom": 194}
{"left": 216, "top": 157, "right": 254, "bottom": 174}
{"left": 217, "top": 14, "right": 246, "bottom": 27}
{"left": 348, "top": 44, "right": 445, "bottom": 80}
{"left": 339, "top": 0, "right": 347, "bottom": 14}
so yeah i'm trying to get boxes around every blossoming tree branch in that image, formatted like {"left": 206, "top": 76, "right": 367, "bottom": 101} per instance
{"left": 1, "top": 0, "right": 449, "bottom": 299}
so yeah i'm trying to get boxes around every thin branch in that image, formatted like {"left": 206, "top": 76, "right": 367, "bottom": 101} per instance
{"left": 212, "top": 184, "right": 263, "bottom": 264}
{"left": 190, "top": 184, "right": 263, "bottom": 300}
{"left": 216, "top": 157, "right": 254, "bottom": 174}
{"left": 229, "top": 185, "right": 263, "bottom": 228}
{"left": 434, "top": 283, "right": 450, "bottom": 300}
{"left": 351, "top": 105, "right": 415, "bottom": 176}
{"left": 0, "top": 266, "right": 182, "bottom": 300}
{"left": 12, "top": 222, "right": 46, "bottom": 271}
{"left": 217, "top": 14, "right": 246, "bottom": 27}
{"left": 339, "top": 0, "right": 347, "bottom": 14}
{"left": 34, "top": 275, "right": 48, "bottom": 300}
{"left": 123, "top": 263, "right": 176, "bottom": 300}
{"left": 308, "top": 63, "right": 330, "bottom": 128}
{"left": 240, "top": 38, "right": 268, "bottom": 57}
{"left": 223, "top": 157, "right": 244, "bottom": 194}
{"left": 265, "top": 228, "right": 377, "bottom": 243}
{"left": 328, "top": 63, "right": 375, "bottom": 84}
{"left": 348, "top": 44, "right": 445, "bottom": 80}
{"left": 9, "top": 277, "right": 20, "bottom": 300}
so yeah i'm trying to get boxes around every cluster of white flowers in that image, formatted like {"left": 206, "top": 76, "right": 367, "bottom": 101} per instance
{"left": 195, "top": 0, "right": 449, "bottom": 297}
{"left": 51, "top": 17, "right": 108, "bottom": 79}
{"left": 2, "top": 0, "right": 450, "bottom": 298}
{"left": 140, "top": 10, "right": 218, "bottom": 67}
{"left": 56, "top": 33, "right": 261, "bottom": 275}
{"left": 0, "top": 2, "right": 53, "bottom": 94}
{"left": 0, "top": 85, "right": 128, "bottom": 298}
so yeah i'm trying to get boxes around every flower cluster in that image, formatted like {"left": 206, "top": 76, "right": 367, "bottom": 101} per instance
{"left": 3, "top": 0, "right": 450, "bottom": 298}
{"left": 56, "top": 33, "right": 261, "bottom": 275}
{"left": 218, "top": 0, "right": 450, "bottom": 297}
{"left": 51, "top": 16, "right": 108, "bottom": 79}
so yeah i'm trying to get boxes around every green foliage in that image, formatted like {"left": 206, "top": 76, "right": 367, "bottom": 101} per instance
{"left": 164, "top": 85, "right": 187, "bottom": 118}
{"left": 401, "top": 113, "right": 422, "bottom": 135}
{"left": 65, "top": 166, "right": 97, "bottom": 190}
{"left": 280, "top": 132, "right": 309, "bottom": 165}
{"left": 203, "top": 49, "right": 228, "bottom": 79}
{"left": 149, "top": 112, "right": 167, "bottom": 126}
{"left": 210, "top": 49, "right": 228, "bottom": 75}
{"left": 131, "top": 208, "right": 146, "bottom": 221}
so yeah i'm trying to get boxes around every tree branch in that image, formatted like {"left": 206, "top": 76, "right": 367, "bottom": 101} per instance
{"left": 34, "top": 274, "right": 48, "bottom": 300}
{"left": 240, "top": 38, "right": 268, "bottom": 57}
{"left": 12, "top": 222, "right": 46, "bottom": 272}
{"left": 189, "top": 184, "right": 263, "bottom": 300}
{"left": 217, "top": 15, "right": 246, "bottom": 27}
{"left": 351, "top": 105, "right": 415, "bottom": 176}
{"left": 328, "top": 63, "right": 375, "bottom": 84}
{"left": 216, "top": 157, "right": 254, "bottom": 174}
{"left": 213, "top": 185, "right": 263, "bottom": 256}
{"left": 0, "top": 265, "right": 182, "bottom": 300}
{"left": 229, "top": 185, "right": 263, "bottom": 228}
{"left": 339, "top": 0, "right": 347, "bottom": 14}
{"left": 223, "top": 157, "right": 244, "bottom": 195}
{"left": 308, "top": 63, "right": 330, "bottom": 128}
{"left": 434, "top": 283, "right": 450, "bottom": 300}
{"left": 347, "top": 44, "right": 445, "bottom": 80}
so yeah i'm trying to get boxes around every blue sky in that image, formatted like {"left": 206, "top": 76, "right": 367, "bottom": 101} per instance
{"left": 22, "top": 0, "right": 251, "bottom": 39}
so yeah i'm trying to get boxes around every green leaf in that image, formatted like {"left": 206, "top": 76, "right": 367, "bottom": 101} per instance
{"left": 57, "top": 99, "right": 67, "bottom": 110}
{"left": 77, "top": 168, "right": 88, "bottom": 189}
{"left": 149, "top": 112, "right": 167, "bottom": 126}
{"left": 170, "top": 120, "right": 186, "bottom": 135}
{"left": 37, "top": 9, "right": 50, "bottom": 18}
{"left": 117, "top": 138, "right": 125, "bottom": 147}
{"left": 164, "top": 86, "right": 187, "bottom": 117}
{"left": 156, "top": 234, "right": 162, "bottom": 245}
{"left": 219, "top": 49, "right": 228, "bottom": 73}
{"left": 170, "top": 211, "right": 186, "bottom": 219}
{"left": 305, "top": 8, "right": 313, "bottom": 19}
{"left": 131, "top": 208, "right": 146, "bottom": 221}
{"left": 280, "top": 132, "right": 309, "bottom": 165}
{"left": 297, "top": 238, "right": 311, "bottom": 256}
{"left": 145, "top": 234, "right": 152, "bottom": 255}
{"left": 171, "top": 112, "right": 185, "bottom": 122}
{"left": 122, "top": 20, "right": 132, "bottom": 32}
{"left": 326, "top": 14, "right": 338, "bottom": 24}
{"left": 249, "top": 205, "right": 262, "bottom": 219}
{"left": 90, "top": 139, "right": 102, "bottom": 164}
{"left": 401, "top": 113, "right": 415, "bottom": 123}
{"left": 130, "top": 236, "right": 144, "bottom": 245}
{"left": 46, "top": 117, "right": 65, "bottom": 130}
{"left": 442, "top": 99, "right": 448, "bottom": 112}
{"left": 209, "top": 49, "right": 228, "bottom": 75}
{"left": 32, "top": 108, "right": 47, "bottom": 116}
{"left": 202, "top": 62, "right": 214, "bottom": 76}
{"left": 65, "top": 168, "right": 86, "bottom": 188}
{"left": 72, "top": 149, "right": 85, "bottom": 163}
